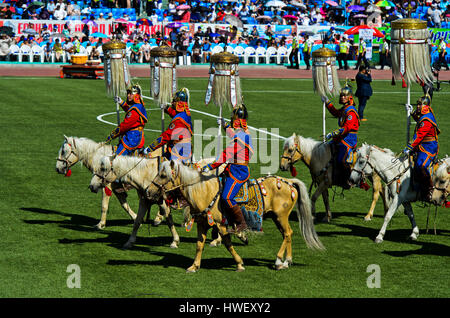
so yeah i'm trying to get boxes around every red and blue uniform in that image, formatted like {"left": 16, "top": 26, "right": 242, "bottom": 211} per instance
{"left": 146, "top": 102, "right": 193, "bottom": 163}
{"left": 208, "top": 123, "right": 254, "bottom": 208}
{"left": 410, "top": 106, "right": 440, "bottom": 177}
{"left": 326, "top": 100, "right": 360, "bottom": 166}
{"left": 107, "top": 98, "right": 148, "bottom": 156}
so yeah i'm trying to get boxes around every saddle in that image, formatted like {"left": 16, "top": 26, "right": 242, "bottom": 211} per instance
{"left": 220, "top": 178, "right": 265, "bottom": 232}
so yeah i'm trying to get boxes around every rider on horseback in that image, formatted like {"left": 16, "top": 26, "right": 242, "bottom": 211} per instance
{"left": 144, "top": 88, "right": 193, "bottom": 164}
{"left": 107, "top": 84, "right": 148, "bottom": 156}
{"left": 322, "top": 84, "right": 360, "bottom": 189}
{"left": 201, "top": 104, "right": 254, "bottom": 233}
{"left": 403, "top": 94, "right": 440, "bottom": 201}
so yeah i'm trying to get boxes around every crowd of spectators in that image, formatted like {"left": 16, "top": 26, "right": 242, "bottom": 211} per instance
{"left": 0, "top": 0, "right": 449, "bottom": 26}
{"left": 0, "top": 0, "right": 449, "bottom": 68}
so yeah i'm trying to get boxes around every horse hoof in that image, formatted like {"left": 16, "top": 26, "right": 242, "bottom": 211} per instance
{"left": 409, "top": 234, "right": 418, "bottom": 241}
{"left": 275, "top": 264, "right": 289, "bottom": 270}
{"left": 122, "top": 242, "right": 133, "bottom": 250}
{"left": 364, "top": 216, "right": 372, "bottom": 222}
{"left": 374, "top": 236, "right": 384, "bottom": 244}
{"left": 209, "top": 241, "right": 221, "bottom": 247}
{"left": 236, "top": 265, "right": 245, "bottom": 272}
{"left": 170, "top": 242, "right": 179, "bottom": 249}
{"left": 94, "top": 223, "right": 105, "bottom": 230}
{"left": 186, "top": 267, "right": 198, "bottom": 273}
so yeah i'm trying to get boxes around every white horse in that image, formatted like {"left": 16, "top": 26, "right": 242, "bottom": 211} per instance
{"left": 89, "top": 155, "right": 216, "bottom": 250}
{"left": 281, "top": 133, "right": 388, "bottom": 222}
{"left": 55, "top": 135, "right": 154, "bottom": 229}
{"left": 431, "top": 156, "right": 450, "bottom": 207}
{"left": 348, "top": 143, "right": 427, "bottom": 243}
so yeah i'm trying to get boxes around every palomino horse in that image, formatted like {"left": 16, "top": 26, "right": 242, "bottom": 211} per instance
{"left": 89, "top": 155, "right": 216, "bottom": 249}
{"left": 146, "top": 160, "right": 324, "bottom": 273}
{"left": 431, "top": 156, "right": 450, "bottom": 207}
{"left": 280, "top": 133, "right": 388, "bottom": 222}
{"left": 56, "top": 136, "right": 146, "bottom": 229}
{"left": 348, "top": 143, "right": 444, "bottom": 243}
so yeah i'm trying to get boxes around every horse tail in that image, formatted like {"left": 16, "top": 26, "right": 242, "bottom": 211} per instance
{"left": 290, "top": 178, "right": 325, "bottom": 251}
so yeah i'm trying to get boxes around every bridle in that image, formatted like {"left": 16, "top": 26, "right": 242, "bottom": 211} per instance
{"left": 351, "top": 148, "right": 375, "bottom": 185}
{"left": 281, "top": 137, "right": 301, "bottom": 167}
{"left": 56, "top": 140, "right": 78, "bottom": 171}
{"left": 431, "top": 165, "right": 450, "bottom": 203}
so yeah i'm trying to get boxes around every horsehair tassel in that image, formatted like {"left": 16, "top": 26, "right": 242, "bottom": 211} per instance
{"left": 207, "top": 211, "right": 215, "bottom": 226}
{"left": 185, "top": 217, "right": 194, "bottom": 232}
{"left": 104, "top": 185, "right": 112, "bottom": 196}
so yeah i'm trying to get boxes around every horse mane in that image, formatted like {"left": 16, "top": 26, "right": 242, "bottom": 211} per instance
{"left": 161, "top": 160, "right": 218, "bottom": 210}
{"left": 370, "top": 144, "right": 395, "bottom": 156}
{"left": 435, "top": 156, "right": 450, "bottom": 180}
{"left": 286, "top": 133, "right": 325, "bottom": 165}
{"left": 111, "top": 155, "right": 157, "bottom": 184}
{"left": 67, "top": 136, "right": 113, "bottom": 172}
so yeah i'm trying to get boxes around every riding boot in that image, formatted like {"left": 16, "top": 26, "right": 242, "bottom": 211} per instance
{"left": 228, "top": 205, "right": 248, "bottom": 234}
{"left": 422, "top": 176, "right": 434, "bottom": 203}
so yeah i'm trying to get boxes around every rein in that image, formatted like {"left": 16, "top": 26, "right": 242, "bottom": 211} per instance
{"left": 281, "top": 136, "right": 302, "bottom": 165}
{"left": 149, "top": 169, "right": 222, "bottom": 216}
{"left": 352, "top": 146, "right": 410, "bottom": 190}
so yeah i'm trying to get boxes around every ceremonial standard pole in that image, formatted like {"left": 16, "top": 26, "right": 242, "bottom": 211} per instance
{"left": 102, "top": 39, "right": 131, "bottom": 125}
{"left": 312, "top": 46, "right": 341, "bottom": 141}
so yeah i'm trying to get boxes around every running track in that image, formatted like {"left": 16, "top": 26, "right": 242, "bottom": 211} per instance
{"left": 1, "top": 63, "right": 450, "bottom": 80}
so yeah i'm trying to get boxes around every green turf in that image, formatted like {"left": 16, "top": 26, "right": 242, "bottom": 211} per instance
{"left": 0, "top": 76, "right": 448, "bottom": 298}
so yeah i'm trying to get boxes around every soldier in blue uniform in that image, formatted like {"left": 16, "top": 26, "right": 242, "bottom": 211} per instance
{"left": 107, "top": 84, "right": 148, "bottom": 156}
{"left": 403, "top": 94, "right": 440, "bottom": 201}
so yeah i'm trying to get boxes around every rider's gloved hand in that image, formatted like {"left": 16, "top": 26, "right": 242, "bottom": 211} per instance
{"left": 403, "top": 143, "right": 413, "bottom": 156}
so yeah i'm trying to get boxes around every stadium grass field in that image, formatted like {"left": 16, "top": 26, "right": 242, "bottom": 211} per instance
{"left": 0, "top": 76, "right": 449, "bottom": 298}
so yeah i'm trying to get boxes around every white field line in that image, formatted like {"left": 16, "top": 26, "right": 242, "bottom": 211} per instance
{"left": 96, "top": 94, "right": 287, "bottom": 141}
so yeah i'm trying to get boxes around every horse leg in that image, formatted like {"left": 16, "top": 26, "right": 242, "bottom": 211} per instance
{"left": 375, "top": 193, "right": 400, "bottom": 243}
{"left": 209, "top": 225, "right": 222, "bottom": 247}
{"left": 312, "top": 181, "right": 330, "bottom": 222}
{"left": 95, "top": 188, "right": 111, "bottom": 230}
{"left": 217, "top": 224, "right": 245, "bottom": 272}
{"left": 182, "top": 206, "right": 191, "bottom": 228}
{"left": 186, "top": 218, "right": 209, "bottom": 273}
{"left": 153, "top": 205, "right": 165, "bottom": 226}
{"left": 272, "top": 213, "right": 294, "bottom": 270}
{"left": 365, "top": 176, "right": 382, "bottom": 221}
{"left": 164, "top": 205, "right": 180, "bottom": 248}
{"left": 122, "top": 195, "right": 148, "bottom": 250}
{"left": 114, "top": 191, "right": 138, "bottom": 221}
{"left": 403, "top": 202, "right": 419, "bottom": 241}
{"left": 322, "top": 190, "right": 332, "bottom": 223}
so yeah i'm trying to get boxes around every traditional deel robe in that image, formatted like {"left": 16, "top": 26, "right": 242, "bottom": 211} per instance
{"left": 111, "top": 99, "right": 148, "bottom": 156}
{"left": 411, "top": 106, "right": 440, "bottom": 176}
{"left": 326, "top": 100, "right": 360, "bottom": 166}
{"left": 147, "top": 104, "right": 193, "bottom": 163}
{"left": 209, "top": 124, "right": 254, "bottom": 209}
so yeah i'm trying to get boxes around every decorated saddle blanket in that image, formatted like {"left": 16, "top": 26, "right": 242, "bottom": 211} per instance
{"left": 234, "top": 179, "right": 265, "bottom": 231}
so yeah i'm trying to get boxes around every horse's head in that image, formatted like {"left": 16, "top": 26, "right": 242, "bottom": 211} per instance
{"left": 280, "top": 133, "right": 302, "bottom": 176}
{"left": 56, "top": 135, "right": 79, "bottom": 176}
{"left": 431, "top": 158, "right": 450, "bottom": 206}
{"left": 89, "top": 155, "right": 117, "bottom": 193}
{"left": 146, "top": 160, "right": 180, "bottom": 202}
{"left": 349, "top": 143, "right": 374, "bottom": 187}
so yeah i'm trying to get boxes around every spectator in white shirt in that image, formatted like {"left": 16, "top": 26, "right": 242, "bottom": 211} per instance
{"left": 54, "top": 5, "right": 67, "bottom": 20}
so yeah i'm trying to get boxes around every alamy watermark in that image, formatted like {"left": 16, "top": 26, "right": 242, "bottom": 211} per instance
{"left": 186, "top": 120, "right": 282, "bottom": 175}
{"left": 66, "top": 264, "right": 81, "bottom": 289}
{"left": 366, "top": 264, "right": 381, "bottom": 288}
